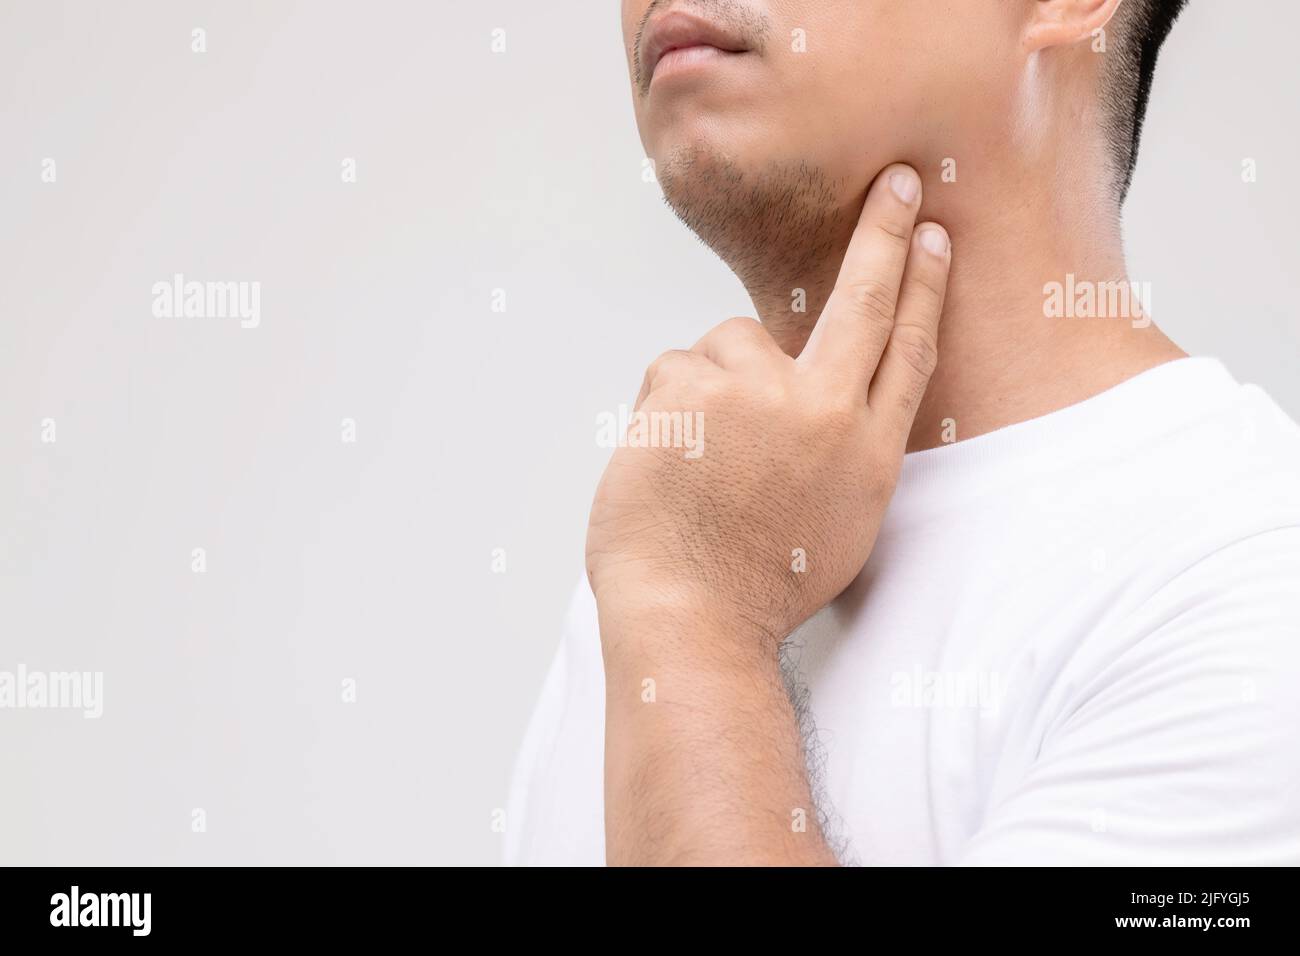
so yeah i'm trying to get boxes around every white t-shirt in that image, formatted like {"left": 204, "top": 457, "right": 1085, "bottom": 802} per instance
{"left": 506, "top": 358, "right": 1300, "bottom": 866}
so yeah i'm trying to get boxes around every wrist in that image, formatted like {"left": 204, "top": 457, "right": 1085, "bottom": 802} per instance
{"left": 595, "top": 587, "right": 782, "bottom": 681}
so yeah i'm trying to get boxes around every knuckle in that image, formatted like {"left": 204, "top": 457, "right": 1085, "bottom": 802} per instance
{"left": 891, "top": 326, "right": 940, "bottom": 380}
{"left": 760, "top": 379, "right": 792, "bottom": 406}
{"left": 838, "top": 277, "right": 898, "bottom": 325}
{"left": 705, "top": 316, "right": 771, "bottom": 356}
{"left": 716, "top": 315, "right": 762, "bottom": 338}
{"left": 820, "top": 408, "right": 864, "bottom": 444}
{"left": 875, "top": 218, "right": 913, "bottom": 247}
{"left": 696, "top": 373, "right": 741, "bottom": 404}
{"left": 908, "top": 267, "right": 949, "bottom": 305}
{"left": 646, "top": 348, "right": 691, "bottom": 381}
{"left": 641, "top": 350, "right": 696, "bottom": 403}
{"left": 811, "top": 393, "right": 864, "bottom": 435}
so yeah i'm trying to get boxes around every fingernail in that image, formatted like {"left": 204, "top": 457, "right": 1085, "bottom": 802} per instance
{"left": 919, "top": 227, "right": 949, "bottom": 256}
{"left": 890, "top": 171, "right": 919, "bottom": 204}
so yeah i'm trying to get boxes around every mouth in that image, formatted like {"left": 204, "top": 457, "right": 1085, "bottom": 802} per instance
{"left": 641, "top": 9, "right": 752, "bottom": 90}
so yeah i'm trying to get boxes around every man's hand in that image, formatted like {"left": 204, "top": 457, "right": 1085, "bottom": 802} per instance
{"left": 587, "top": 164, "right": 951, "bottom": 655}
{"left": 589, "top": 164, "right": 952, "bottom": 866}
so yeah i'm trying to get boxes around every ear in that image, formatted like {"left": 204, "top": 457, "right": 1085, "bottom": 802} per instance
{"left": 1024, "top": 0, "right": 1124, "bottom": 53}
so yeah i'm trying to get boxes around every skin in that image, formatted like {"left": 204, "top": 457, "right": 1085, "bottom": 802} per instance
{"left": 592, "top": 0, "right": 1188, "bottom": 865}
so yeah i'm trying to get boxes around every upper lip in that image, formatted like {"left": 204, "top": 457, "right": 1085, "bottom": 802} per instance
{"left": 641, "top": 8, "right": 750, "bottom": 82}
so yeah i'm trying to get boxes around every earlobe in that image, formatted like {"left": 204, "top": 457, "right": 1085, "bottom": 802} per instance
{"left": 1023, "top": 0, "right": 1124, "bottom": 53}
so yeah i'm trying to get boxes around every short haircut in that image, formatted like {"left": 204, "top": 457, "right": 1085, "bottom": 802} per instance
{"left": 1103, "top": 0, "right": 1189, "bottom": 201}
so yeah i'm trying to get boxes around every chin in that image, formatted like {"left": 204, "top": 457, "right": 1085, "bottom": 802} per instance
{"left": 653, "top": 140, "right": 757, "bottom": 230}
{"left": 652, "top": 138, "right": 851, "bottom": 297}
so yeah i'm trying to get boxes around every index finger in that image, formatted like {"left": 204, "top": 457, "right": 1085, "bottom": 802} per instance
{"left": 796, "top": 163, "right": 923, "bottom": 394}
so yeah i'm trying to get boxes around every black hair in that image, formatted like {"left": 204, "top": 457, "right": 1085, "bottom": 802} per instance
{"left": 1105, "top": 0, "right": 1189, "bottom": 201}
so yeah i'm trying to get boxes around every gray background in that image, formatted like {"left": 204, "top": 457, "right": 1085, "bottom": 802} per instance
{"left": 1, "top": 1, "right": 1296, "bottom": 865}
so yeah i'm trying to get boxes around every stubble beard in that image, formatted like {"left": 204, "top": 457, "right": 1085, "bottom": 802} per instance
{"left": 655, "top": 144, "right": 854, "bottom": 354}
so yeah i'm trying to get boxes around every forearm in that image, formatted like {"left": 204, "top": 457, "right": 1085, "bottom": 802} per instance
{"left": 586, "top": 163, "right": 948, "bottom": 866}
{"left": 601, "top": 607, "right": 837, "bottom": 867}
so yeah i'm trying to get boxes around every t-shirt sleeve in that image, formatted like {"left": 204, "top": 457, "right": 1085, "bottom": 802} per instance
{"left": 958, "top": 527, "right": 1300, "bottom": 866}
{"left": 503, "top": 578, "right": 607, "bottom": 866}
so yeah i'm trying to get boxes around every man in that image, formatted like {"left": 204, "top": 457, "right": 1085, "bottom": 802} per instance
{"left": 506, "top": 0, "right": 1300, "bottom": 865}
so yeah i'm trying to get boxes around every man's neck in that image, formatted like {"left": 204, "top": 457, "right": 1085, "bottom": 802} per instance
{"left": 743, "top": 170, "right": 1187, "bottom": 453}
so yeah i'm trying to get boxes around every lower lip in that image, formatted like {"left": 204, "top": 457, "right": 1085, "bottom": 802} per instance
{"left": 651, "top": 45, "right": 743, "bottom": 86}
